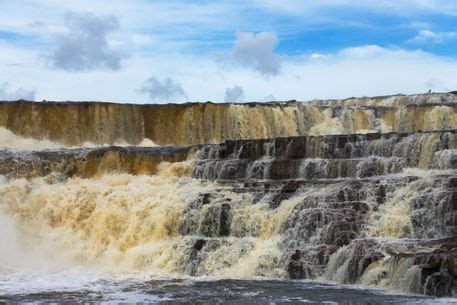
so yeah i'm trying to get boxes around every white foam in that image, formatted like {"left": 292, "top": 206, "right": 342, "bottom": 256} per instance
{"left": 0, "top": 127, "right": 159, "bottom": 150}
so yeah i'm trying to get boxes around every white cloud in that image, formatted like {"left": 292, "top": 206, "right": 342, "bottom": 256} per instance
{"left": 408, "top": 29, "right": 457, "bottom": 44}
{"left": 278, "top": 45, "right": 457, "bottom": 98}
{"left": 224, "top": 85, "right": 244, "bottom": 102}
{"left": 3, "top": 1, "right": 457, "bottom": 104}
{"left": 227, "top": 32, "right": 281, "bottom": 76}
{"left": 139, "top": 76, "right": 188, "bottom": 102}
{"left": 337, "top": 45, "right": 428, "bottom": 59}
{"left": 1, "top": 39, "right": 457, "bottom": 103}
{"left": 46, "top": 11, "right": 124, "bottom": 71}
{"left": 310, "top": 53, "right": 328, "bottom": 59}
{"left": 0, "top": 82, "right": 35, "bottom": 101}
{"left": 143, "top": 45, "right": 457, "bottom": 101}
{"left": 0, "top": 1, "right": 248, "bottom": 48}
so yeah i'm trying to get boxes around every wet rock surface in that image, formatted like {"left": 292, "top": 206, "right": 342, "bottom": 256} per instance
{"left": 193, "top": 130, "right": 457, "bottom": 180}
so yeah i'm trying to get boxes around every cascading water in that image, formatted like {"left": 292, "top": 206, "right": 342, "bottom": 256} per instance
{"left": 0, "top": 93, "right": 455, "bottom": 303}
{"left": 1, "top": 93, "right": 456, "bottom": 146}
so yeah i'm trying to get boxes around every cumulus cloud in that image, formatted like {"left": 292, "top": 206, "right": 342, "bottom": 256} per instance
{"left": 2, "top": 41, "right": 457, "bottom": 102}
{"left": 224, "top": 85, "right": 244, "bottom": 102}
{"left": 229, "top": 32, "right": 281, "bottom": 76}
{"left": 47, "top": 11, "right": 124, "bottom": 71}
{"left": 139, "top": 76, "right": 188, "bottom": 102}
{"left": 408, "top": 29, "right": 457, "bottom": 44}
{"left": 0, "top": 82, "right": 35, "bottom": 101}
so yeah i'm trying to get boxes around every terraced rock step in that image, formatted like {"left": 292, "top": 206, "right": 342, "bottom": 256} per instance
{"left": 0, "top": 146, "right": 190, "bottom": 178}
{"left": 187, "top": 128, "right": 456, "bottom": 297}
{"left": 2, "top": 130, "right": 454, "bottom": 180}
{"left": 193, "top": 130, "right": 457, "bottom": 180}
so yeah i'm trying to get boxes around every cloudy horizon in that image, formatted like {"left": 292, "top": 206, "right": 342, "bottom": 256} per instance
{"left": 1, "top": 0, "right": 457, "bottom": 103}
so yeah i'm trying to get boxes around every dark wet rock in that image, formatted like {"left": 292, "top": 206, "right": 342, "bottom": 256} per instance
{"left": 179, "top": 195, "right": 233, "bottom": 238}
{"left": 409, "top": 177, "right": 456, "bottom": 239}
{"left": 193, "top": 239, "right": 206, "bottom": 251}
{"left": 425, "top": 272, "right": 453, "bottom": 297}
{"left": 285, "top": 245, "right": 338, "bottom": 279}
{"left": 325, "top": 239, "right": 456, "bottom": 297}
{"left": 193, "top": 130, "right": 457, "bottom": 181}
{"left": 325, "top": 239, "right": 383, "bottom": 285}
{"left": 198, "top": 202, "right": 231, "bottom": 237}
{"left": 280, "top": 181, "right": 370, "bottom": 249}
{"left": 287, "top": 250, "right": 306, "bottom": 279}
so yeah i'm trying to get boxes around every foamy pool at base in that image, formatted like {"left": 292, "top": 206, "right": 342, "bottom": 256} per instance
{"left": 0, "top": 271, "right": 453, "bottom": 304}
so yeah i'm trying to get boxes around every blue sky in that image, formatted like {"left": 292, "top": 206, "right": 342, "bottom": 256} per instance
{"left": 0, "top": 0, "right": 457, "bottom": 102}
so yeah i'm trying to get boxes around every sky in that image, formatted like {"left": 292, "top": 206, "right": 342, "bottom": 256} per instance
{"left": 0, "top": 0, "right": 457, "bottom": 103}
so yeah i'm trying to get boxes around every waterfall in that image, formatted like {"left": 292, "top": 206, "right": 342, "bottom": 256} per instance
{"left": 0, "top": 93, "right": 455, "bottom": 297}
{"left": 1, "top": 93, "right": 456, "bottom": 146}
